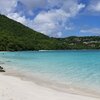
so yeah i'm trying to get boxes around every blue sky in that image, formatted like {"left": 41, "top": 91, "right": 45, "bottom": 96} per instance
{"left": 0, "top": 0, "right": 100, "bottom": 37}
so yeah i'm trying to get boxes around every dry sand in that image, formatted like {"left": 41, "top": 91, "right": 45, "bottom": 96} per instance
{"left": 0, "top": 73, "right": 99, "bottom": 100}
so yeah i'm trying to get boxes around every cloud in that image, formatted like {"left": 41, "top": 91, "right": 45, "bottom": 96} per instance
{"left": 7, "top": 12, "right": 34, "bottom": 31}
{"left": 0, "top": 0, "right": 17, "bottom": 14}
{"left": 32, "top": 0, "right": 85, "bottom": 37}
{"left": 87, "top": 0, "right": 100, "bottom": 12}
{"left": 0, "top": 0, "right": 32, "bottom": 28}
{"left": 19, "top": 0, "right": 47, "bottom": 9}
{"left": 32, "top": 9, "right": 69, "bottom": 37}
{"left": 7, "top": 13, "right": 27, "bottom": 24}
{"left": 80, "top": 28, "right": 100, "bottom": 35}
{"left": 0, "top": 0, "right": 85, "bottom": 37}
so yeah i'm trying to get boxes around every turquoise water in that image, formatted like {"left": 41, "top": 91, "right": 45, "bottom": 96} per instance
{"left": 0, "top": 50, "right": 100, "bottom": 94}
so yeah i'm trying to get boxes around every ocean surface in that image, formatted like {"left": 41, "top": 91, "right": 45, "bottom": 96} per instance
{"left": 0, "top": 50, "right": 100, "bottom": 96}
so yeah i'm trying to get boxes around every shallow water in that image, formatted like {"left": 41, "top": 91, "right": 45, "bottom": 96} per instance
{"left": 0, "top": 50, "right": 100, "bottom": 96}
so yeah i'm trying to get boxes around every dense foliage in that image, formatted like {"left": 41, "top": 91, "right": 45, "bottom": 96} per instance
{"left": 0, "top": 14, "right": 100, "bottom": 51}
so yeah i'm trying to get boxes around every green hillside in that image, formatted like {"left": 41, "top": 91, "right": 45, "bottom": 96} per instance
{"left": 0, "top": 14, "right": 100, "bottom": 51}
{"left": 0, "top": 15, "right": 57, "bottom": 51}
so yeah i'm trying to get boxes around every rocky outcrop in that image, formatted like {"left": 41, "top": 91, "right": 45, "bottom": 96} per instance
{"left": 0, "top": 66, "right": 5, "bottom": 72}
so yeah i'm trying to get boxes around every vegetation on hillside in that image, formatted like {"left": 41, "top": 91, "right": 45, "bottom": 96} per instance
{"left": 0, "top": 14, "right": 100, "bottom": 51}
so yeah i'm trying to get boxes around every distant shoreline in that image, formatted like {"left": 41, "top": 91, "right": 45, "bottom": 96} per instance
{"left": 1, "top": 49, "right": 100, "bottom": 52}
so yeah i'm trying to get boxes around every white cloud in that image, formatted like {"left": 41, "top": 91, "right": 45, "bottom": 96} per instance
{"left": 7, "top": 13, "right": 27, "bottom": 24}
{"left": 7, "top": 12, "right": 34, "bottom": 31}
{"left": 87, "top": 0, "right": 100, "bottom": 12}
{"left": 19, "top": 0, "right": 47, "bottom": 9}
{"left": 65, "top": 26, "right": 74, "bottom": 31}
{"left": 0, "top": 0, "right": 85, "bottom": 37}
{"left": 32, "top": 9, "right": 69, "bottom": 36}
{"left": 0, "top": 0, "right": 17, "bottom": 14}
{"left": 62, "top": 0, "right": 85, "bottom": 16}
{"left": 80, "top": 28, "right": 100, "bottom": 35}
{"left": 32, "top": 0, "right": 85, "bottom": 37}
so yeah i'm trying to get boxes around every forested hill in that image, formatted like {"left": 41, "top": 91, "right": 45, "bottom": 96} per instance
{"left": 0, "top": 14, "right": 100, "bottom": 51}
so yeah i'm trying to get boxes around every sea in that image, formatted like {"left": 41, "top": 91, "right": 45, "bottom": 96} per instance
{"left": 0, "top": 50, "right": 100, "bottom": 97}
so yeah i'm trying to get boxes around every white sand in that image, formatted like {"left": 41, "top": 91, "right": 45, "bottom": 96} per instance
{"left": 0, "top": 74, "right": 99, "bottom": 100}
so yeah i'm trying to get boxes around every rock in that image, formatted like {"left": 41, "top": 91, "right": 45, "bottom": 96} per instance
{"left": 0, "top": 69, "right": 5, "bottom": 72}
{"left": 0, "top": 66, "right": 5, "bottom": 72}
{"left": 0, "top": 66, "right": 3, "bottom": 69}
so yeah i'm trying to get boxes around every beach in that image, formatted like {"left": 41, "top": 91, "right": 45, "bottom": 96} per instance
{"left": 0, "top": 0, "right": 100, "bottom": 99}
{"left": 0, "top": 51, "right": 100, "bottom": 100}
{"left": 0, "top": 73, "right": 99, "bottom": 100}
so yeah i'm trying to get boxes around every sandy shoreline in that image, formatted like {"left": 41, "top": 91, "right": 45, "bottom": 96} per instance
{"left": 0, "top": 73, "right": 99, "bottom": 100}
